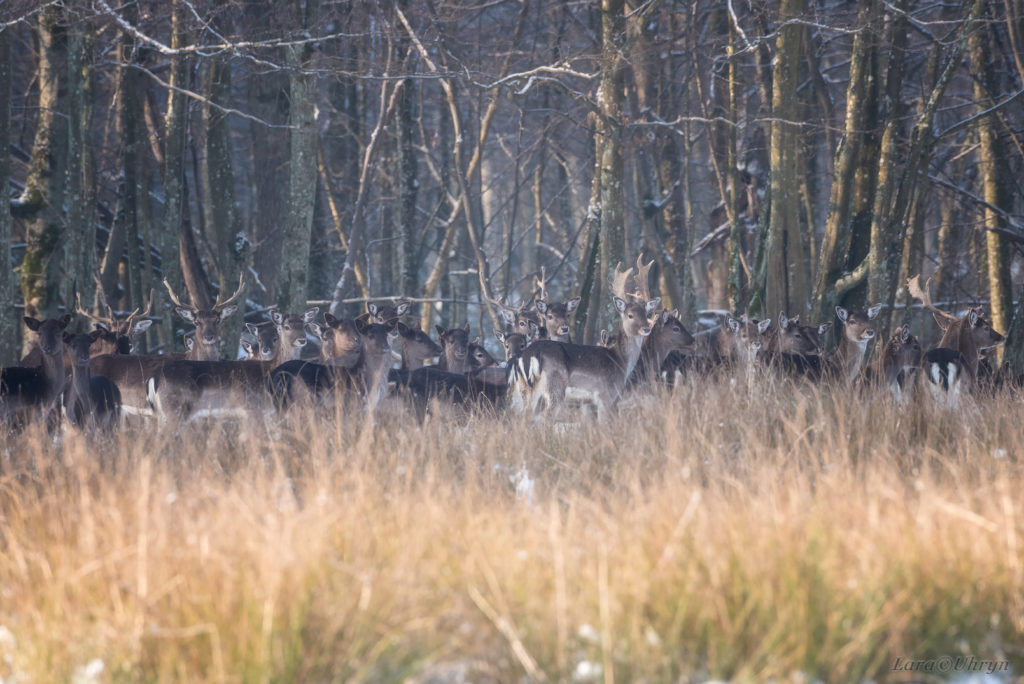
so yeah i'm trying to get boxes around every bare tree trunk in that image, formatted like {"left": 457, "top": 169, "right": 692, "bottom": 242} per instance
{"left": 0, "top": 28, "right": 16, "bottom": 364}
{"left": 810, "top": 0, "right": 878, "bottom": 322}
{"left": 63, "top": 25, "right": 96, "bottom": 312}
{"left": 279, "top": 0, "right": 320, "bottom": 313}
{"left": 970, "top": 13, "right": 1014, "bottom": 361}
{"left": 161, "top": 0, "right": 188, "bottom": 350}
{"left": 202, "top": 49, "right": 249, "bottom": 357}
{"left": 395, "top": 22, "right": 419, "bottom": 299}
{"left": 764, "top": 0, "right": 807, "bottom": 316}
{"left": 18, "top": 8, "right": 68, "bottom": 341}
{"left": 588, "top": 0, "right": 627, "bottom": 337}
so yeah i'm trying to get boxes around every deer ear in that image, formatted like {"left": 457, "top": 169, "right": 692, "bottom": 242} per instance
{"left": 535, "top": 300, "right": 548, "bottom": 314}
{"left": 132, "top": 318, "right": 153, "bottom": 335}
{"left": 354, "top": 317, "right": 370, "bottom": 335}
{"left": 867, "top": 304, "right": 882, "bottom": 320}
{"left": 219, "top": 305, "right": 238, "bottom": 320}
{"left": 303, "top": 307, "right": 320, "bottom": 323}
{"left": 58, "top": 314, "right": 72, "bottom": 328}
{"left": 779, "top": 312, "right": 788, "bottom": 329}
{"left": 175, "top": 307, "right": 196, "bottom": 323}
{"left": 613, "top": 297, "right": 627, "bottom": 313}
{"left": 757, "top": 318, "right": 772, "bottom": 335}
{"left": 791, "top": 316, "right": 800, "bottom": 326}
{"left": 500, "top": 309, "right": 516, "bottom": 326}
{"left": 270, "top": 310, "right": 284, "bottom": 326}
{"left": 645, "top": 298, "right": 661, "bottom": 315}
{"left": 464, "top": 323, "right": 471, "bottom": 334}
{"left": 835, "top": 306, "right": 848, "bottom": 322}
{"left": 600, "top": 330, "right": 610, "bottom": 346}
{"left": 307, "top": 322, "right": 323, "bottom": 339}
{"left": 395, "top": 302, "right": 410, "bottom": 317}
{"left": 932, "top": 311, "right": 951, "bottom": 331}
{"left": 435, "top": 324, "right": 446, "bottom": 337}
{"left": 323, "top": 313, "right": 339, "bottom": 328}
{"left": 495, "top": 330, "right": 505, "bottom": 343}
{"left": 184, "top": 335, "right": 195, "bottom": 351}
{"left": 969, "top": 309, "right": 980, "bottom": 327}
{"left": 818, "top": 322, "right": 833, "bottom": 335}
{"left": 23, "top": 317, "right": 41, "bottom": 332}
{"left": 566, "top": 296, "right": 581, "bottom": 313}
{"left": 661, "top": 310, "right": 670, "bottom": 324}
{"left": 245, "top": 323, "right": 259, "bottom": 336}
{"left": 241, "top": 340, "right": 255, "bottom": 357}
{"left": 472, "top": 336, "right": 481, "bottom": 345}
{"left": 901, "top": 325, "right": 911, "bottom": 343}
{"left": 368, "top": 303, "right": 379, "bottom": 316}
{"left": 726, "top": 316, "right": 740, "bottom": 334}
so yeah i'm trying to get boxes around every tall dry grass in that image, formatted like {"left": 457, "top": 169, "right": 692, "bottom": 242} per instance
{"left": 0, "top": 376, "right": 1022, "bottom": 682}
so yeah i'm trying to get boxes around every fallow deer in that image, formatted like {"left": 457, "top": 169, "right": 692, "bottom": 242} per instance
{"left": 266, "top": 307, "right": 319, "bottom": 364}
{"left": 361, "top": 300, "right": 410, "bottom": 325}
{"left": 62, "top": 331, "right": 122, "bottom": 431}
{"left": 435, "top": 323, "right": 471, "bottom": 374}
{"left": 495, "top": 330, "right": 529, "bottom": 361}
{"left": 163, "top": 275, "right": 246, "bottom": 361}
{"left": 826, "top": 304, "right": 881, "bottom": 383}
{"left": 396, "top": 321, "right": 443, "bottom": 370}
{"left": 242, "top": 323, "right": 279, "bottom": 362}
{"left": 516, "top": 261, "right": 659, "bottom": 420}
{"left": 75, "top": 285, "right": 154, "bottom": 355}
{"left": 1, "top": 315, "right": 72, "bottom": 429}
{"left": 862, "top": 324, "right": 922, "bottom": 401}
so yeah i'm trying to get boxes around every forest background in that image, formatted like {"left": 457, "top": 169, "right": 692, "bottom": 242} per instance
{"left": 2, "top": 0, "right": 1023, "bottom": 363}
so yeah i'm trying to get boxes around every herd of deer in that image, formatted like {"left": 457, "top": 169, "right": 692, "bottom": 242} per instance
{"left": 0, "top": 260, "right": 1011, "bottom": 432}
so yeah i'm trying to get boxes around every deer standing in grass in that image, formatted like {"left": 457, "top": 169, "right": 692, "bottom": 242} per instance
{"left": 164, "top": 275, "right": 246, "bottom": 361}
{"left": 75, "top": 283, "right": 154, "bottom": 355}
{"left": 517, "top": 261, "right": 659, "bottom": 420}
{"left": 1, "top": 315, "right": 72, "bottom": 429}
{"left": 62, "top": 331, "right": 122, "bottom": 430}
{"left": 827, "top": 304, "right": 881, "bottom": 383}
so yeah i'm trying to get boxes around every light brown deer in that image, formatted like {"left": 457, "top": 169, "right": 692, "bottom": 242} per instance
{"left": 267, "top": 307, "right": 319, "bottom": 364}
{"left": 395, "top": 321, "right": 443, "bottom": 370}
{"left": 164, "top": 275, "right": 246, "bottom": 361}
{"left": 827, "top": 304, "right": 881, "bottom": 383}
{"left": 516, "top": 261, "right": 659, "bottom": 420}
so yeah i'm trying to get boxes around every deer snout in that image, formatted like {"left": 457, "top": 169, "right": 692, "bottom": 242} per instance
{"left": 558, "top": 326, "right": 570, "bottom": 335}
{"left": 639, "top": 326, "right": 652, "bottom": 337}
{"left": 862, "top": 329, "right": 875, "bottom": 340}
{"left": 292, "top": 337, "right": 307, "bottom": 347}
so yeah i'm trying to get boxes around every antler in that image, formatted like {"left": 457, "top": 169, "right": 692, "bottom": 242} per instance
{"left": 611, "top": 262, "right": 634, "bottom": 301}
{"left": 163, "top": 277, "right": 190, "bottom": 310}
{"left": 906, "top": 275, "right": 957, "bottom": 322}
{"left": 633, "top": 253, "right": 655, "bottom": 302}
{"left": 124, "top": 289, "right": 154, "bottom": 331}
{"left": 214, "top": 273, "right": 246, "bottom": 311}
{"left": 534, "top": 266, "right": 548, "bottom": 303}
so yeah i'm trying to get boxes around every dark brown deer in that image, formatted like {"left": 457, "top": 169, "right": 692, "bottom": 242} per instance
{"left": 495, "top": 330, "right": 529, "bottom": 361}
{"left": 164, "top": 275, "right": 246, "bottom": 361}
{"left": 75, "top": 286, "right": 154, "bottom": 355}
{"left": 62, "top": 331, "right": 122, "bottom": 430}
{"left": 395, "top": 321, "right": 443, "bottom": 370}
{"left": 516, "top": 262, "right": 659, "bottom": 420}
{"left": 907, "top": 275, "right": 1004, "bottom": 385}
{"left": 435, "top": 323, "right": 471, "bottom": 374}
{"left": 862, "top": 324, "right": 922, "bottom": 400}
{"left": 242, "top": 323, "right": 279, "bottom": 362}
{"left": 1, "top": 315, "right": 72, "bottom": 428}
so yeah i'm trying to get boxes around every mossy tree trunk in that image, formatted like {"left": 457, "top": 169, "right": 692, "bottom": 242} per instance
{"left": 0, "top": 28, "right": 16, "bottom": 364}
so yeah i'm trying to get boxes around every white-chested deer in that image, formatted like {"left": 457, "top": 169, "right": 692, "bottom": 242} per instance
{"left": 163, "top": 275, "right": 246, "bottom": 361}
{"left": 862, "top": 324, "right": 922, "bottom": 401}
{"left": 516, "top": 261, "right": 659, "bottom": 420}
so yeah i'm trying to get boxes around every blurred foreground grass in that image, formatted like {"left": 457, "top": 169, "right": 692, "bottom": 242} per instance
{"left": 0, "top": 376, "right": 1021, "bottom": 682}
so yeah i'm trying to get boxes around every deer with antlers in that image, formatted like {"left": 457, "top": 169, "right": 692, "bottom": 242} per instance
{"left": 164, "top": 275, "right": 246, "bottom": 361}
{"left": 75, "top": 278, "right": 154, "bottom": 355}
{"left": 514, "top": 259, "right": 659, "bottom": 420}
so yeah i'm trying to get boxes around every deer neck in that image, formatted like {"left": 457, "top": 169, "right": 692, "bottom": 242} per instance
{"left": 41, "top": 349, "right": 67, "bottom": 405}
{"left": 836, "top": 333, "right": 869, "bottom": 382}
{"left": 614, "top": 331, "right": 645, "bottom": 381}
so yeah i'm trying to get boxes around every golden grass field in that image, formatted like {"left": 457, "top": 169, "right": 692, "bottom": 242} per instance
{"left": 0, "top": 374, "right": 1022, "bottom": 683}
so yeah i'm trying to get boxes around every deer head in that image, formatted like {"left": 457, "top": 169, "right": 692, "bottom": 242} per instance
{"left": 495, "top": 330, "right": 529, "bottom": 360}
{"left": 164, "top": 275, "right": 245, "bottom": 361}
{"left": 76, "top": 282, "right": 153, "bottom": 354}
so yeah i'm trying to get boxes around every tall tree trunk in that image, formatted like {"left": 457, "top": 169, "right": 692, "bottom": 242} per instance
{"left": 970, "top": 13, "right": 1013, "bottom": 361}
{"left": 588, "top": 0, "right": 627, "bottom": 338}
{"left": 763, "top": 0, "right": 807, "bottom": 316}
{"left": 810, "top": 0, "right": 878, "bottom": 322}
{"left": 279, "top": 0, "right": 320, "bottom": 313}
{"left": 395, "top": 39, "right": 419, "bottom": 299}
{"left": 0, "top": 28, "right": 16, "bottom": 364}
{"left": 161, "top": 0, "right": 188, "bottom": 350}
{"left": 19, "top": 9, "right": 69, "bottom": 346}
{"left": 63, "top": 25, "right": 96, "bottom": 312}
{"left": 202, "top": 50, "right": 248, "bottom": 357}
